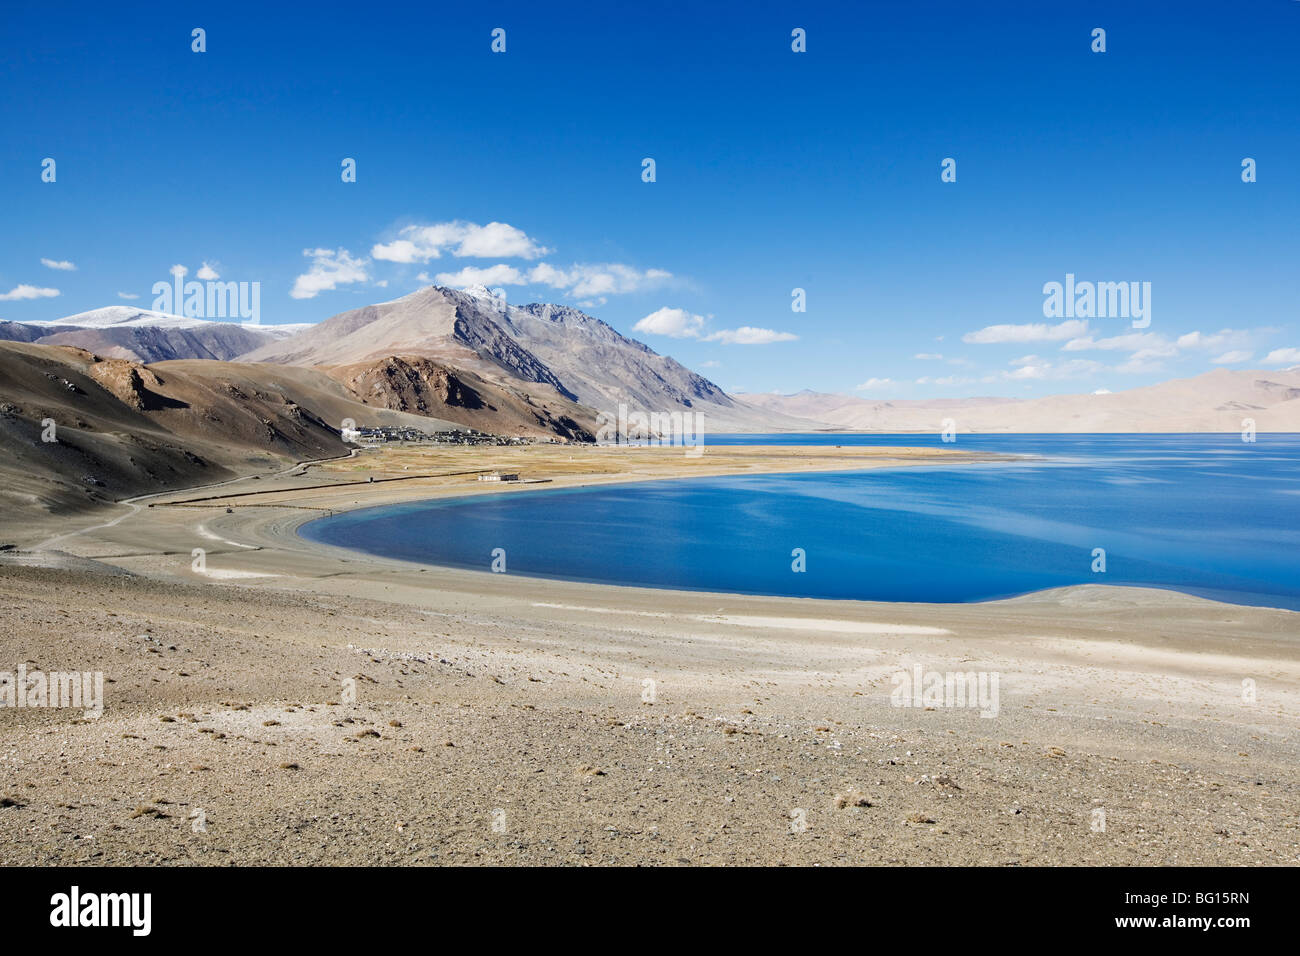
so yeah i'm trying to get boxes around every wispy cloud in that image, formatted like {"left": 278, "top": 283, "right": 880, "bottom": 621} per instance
{"left": 855, "top": 378, "right": 895, "bottom": 390}
{"left": 916, "top": 375, "right": 975, "bottom": 386}
{"left": 196, "top": 261, "right": 220, "bottom": 280}
{"left": 1262, "top": 347, "right": 1300, "bottom": 365}
{"left": 0, "top": 284, "right": 60, "bottom": 301}
{"left": 432, "top": 260, "right": 673, "bottom": 303}
{"left": 372, "top": 221, "right": 551, "bottom": 263}
{"left": 1177, "top": 329, "right": 1253, "bottom": 352}
{"left": 527, "top": 262, "right": 671, "bottom": 299}
{"left": 1114, "top": 351, "right": 1170, "bottom": 374}
{"left": 290, "top": 248, "right": 370, "bottom": 299}
{"left": 1210, "top": 350, "right": 1253, "bottom": 364}
{"left": 1001, "top": 358, "right": 1104, "bottom": 381}
{"left": 434, "top": 264, "right": 525, "bottom": 287}
{"left": 631, "top": 305, "right": 795, "bottom": 345}
{"left": 1062, "top": 332, "right": 1177, "bottom": 356}
{"left": 40, "top": 258, "right": 76, "bottom": 271}
{"left": 704, "top": 326, "right": 798, "bottom": 345}
{"left": 963, "top": 320, "right": 1088, "bottom": 344}
{"left": 116, "top": 291, "right": 140, "bottom": 300}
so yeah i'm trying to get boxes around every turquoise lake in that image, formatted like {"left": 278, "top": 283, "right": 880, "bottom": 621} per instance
{"left": 300, "top": 434, "right": 1300, "bottom": 610}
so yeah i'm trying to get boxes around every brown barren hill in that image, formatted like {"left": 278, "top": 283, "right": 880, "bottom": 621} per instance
{"left": 326, "top": 354, "right": 596, "bottom": 442}
{"left": 0, "top": 342, "right": 464, "bottom": 524}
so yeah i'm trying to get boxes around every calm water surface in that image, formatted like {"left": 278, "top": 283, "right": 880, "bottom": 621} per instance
{"left": 300, "top": 435, "right": 1300, "bottom": 610}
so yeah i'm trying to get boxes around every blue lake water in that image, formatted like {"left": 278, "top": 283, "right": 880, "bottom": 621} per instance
{"left": 300, "top": 434, "right": 1300, "bottom": 610}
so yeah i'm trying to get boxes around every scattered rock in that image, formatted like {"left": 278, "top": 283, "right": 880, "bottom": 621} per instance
{"left": 834, "top": 790, "right": 871, "bottom": 809}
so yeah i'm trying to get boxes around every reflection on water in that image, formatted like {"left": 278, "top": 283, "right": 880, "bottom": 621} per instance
{"left": 301, "top": 434, "right": 1300, "bottom": 610}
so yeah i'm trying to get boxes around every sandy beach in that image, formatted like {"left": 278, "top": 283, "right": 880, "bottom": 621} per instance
{"left": 1, "top": 444, "right": 1297, "bottom": 866}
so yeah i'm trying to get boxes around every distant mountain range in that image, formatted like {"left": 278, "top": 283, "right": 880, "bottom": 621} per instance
{"left": 742, "top": 369, "right": 1300, "bottom": 432}
{"left": 2, "top": 288, "right": 813, "bottom": 435}
{"left": 5, "top": 288, "right": 1300, "bottom": 456}
{"left": 0, "top": 307, "right": 311, "bottom": 363}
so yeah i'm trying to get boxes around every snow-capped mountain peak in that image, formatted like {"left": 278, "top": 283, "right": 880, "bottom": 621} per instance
{"left": 39, "top": 306, "right": 209, "bottom": 330}
{"left": 458, "top": 283, "right": 505, "bottom": 302}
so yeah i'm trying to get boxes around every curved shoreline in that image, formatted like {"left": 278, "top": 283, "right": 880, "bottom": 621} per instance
{"left": 288, "top": 455, "right": 1300, "bottom": 617}
{"left": 6, "top": 441, "right": 1295, "bottom": 620}
{"left": 24, "top": 440, "right": 1286, "bottom": 619}
{"left": 4, "top": 443, "right": 1300, "bottom": 866}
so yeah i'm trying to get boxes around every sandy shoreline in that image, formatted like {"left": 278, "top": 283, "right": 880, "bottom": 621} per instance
{"left": 2, "top": 444, "right": 1297, "bottom": 865}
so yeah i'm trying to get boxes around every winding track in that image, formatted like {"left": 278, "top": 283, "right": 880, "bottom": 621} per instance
{"left": 32, "top": 448, "right": 361, "bottom": 552}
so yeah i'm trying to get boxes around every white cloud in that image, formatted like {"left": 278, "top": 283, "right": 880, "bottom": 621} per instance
{"left": 1115, "top": 350, "right": 1169, "bottom": 374}
{"left": 1177, "top": 329, "right": 1252, "bottom": 352}
{"left": 527, "top": 262, "right": 671, "bottom": 298}
{"left": 407, "top": 258, "right": 672, "bottom": 301}
{"left": 1062, "top": 332, "right": 1176, "bottom": 356}
{"left": 963, "top": 319, "right": 1088, "bottom": 344}
{"left": 456, "top": 222, "right": 549, "bottom": 259}
{"left": 422, "top": 260, "right": 673, "bottom": 301}
{"left": 855, "top": 378, "right": 895, "bottom": 390}
{"left": 196, "top": 261, "right": 220, "bottom": 280}
{"left": 170, "top": 264, "right": 187, "bottom": 279}
{"left": 1093, "top": 388, "right": 1112, "bottom": 395}
{"left": 0, "top": 284, "right": 60, "bottom": 301}
{"left": 1262, "top": 347, "right": 1300, "bottom": 365}
{"left": 634, "top": 307, "right": 705, "bottom": 338}
{"left": 290, "top": 248, "right": 370, "bottom": 299}
{"left": 116, "top": 291, "right": 140, "bottom": 300}
{"left": 434, "top": 264, "right": 525, "bottom": 287}
{"left": 913, "top": 352, "right": 943, "bottom": 360}
{"left": 371, "top": 221, "right": 550, "bottom": 263}
{"left": 40, "top": 258, "right": 76, "bottom": 271}
{"left": 371, "top": 239, "right": 422, "bottom": 263}
{"left": 1210, "top": 350, "right": 1253, "bottom": 364}
{"left": 704, "top": 326, "right": 798, "bottom": 345}
{"left": 1001, "top": 358, "right": 1104, "bottom": 381}
{"left": 916, "top": 375, "right": 975, "bottom": 387}
{"left": 1006, "top": 364, "right": 1047, "bottom": 380}
{"left": 1057, "top": 327, "right": 1264, "bottom": 371}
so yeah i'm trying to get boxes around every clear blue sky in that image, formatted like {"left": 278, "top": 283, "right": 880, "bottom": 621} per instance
{"left": 2, "top": 0, "right": 1297, "bottom": 398}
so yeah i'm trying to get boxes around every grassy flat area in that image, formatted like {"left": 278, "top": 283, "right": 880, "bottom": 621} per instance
{"left": 312, "top": 442, "right": 994, "bottom": 487}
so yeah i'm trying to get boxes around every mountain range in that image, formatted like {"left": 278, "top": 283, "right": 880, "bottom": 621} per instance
{"left": 3, "top": 285, "right": 1299, "bottom": 507}
{"left": 238, "top": 285, "right": 789, "bottom": 431}
{"left": 0, "top": 306, "right": 311, "bottom": 363}
{"left": 741, "top": 370, "right": 1300, "bottom": 433}
{"left": 2, "top": 287, "right": 814, "bottom": 437}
